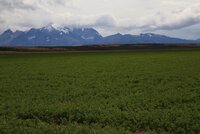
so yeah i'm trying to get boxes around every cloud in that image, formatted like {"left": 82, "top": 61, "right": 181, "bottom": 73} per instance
{"left": 95, "top": 14, "right": 116, "bottom": 27}
{"left": 141, "top": 4, "right": 200, "bottom": 31}
{"left": 0, "top": 0, "right": 75, "bottom": 31}
{"left": 0, "top": 0, "right": 35, "bottom": 11}
{"left": 0, "top": 0, "right": 200, "bottom": 39}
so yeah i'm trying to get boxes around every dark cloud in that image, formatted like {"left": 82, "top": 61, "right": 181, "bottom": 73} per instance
{"left": 95, "top": 14, "right": 116, "bottom": 27}
{"left": 143, "top": 17, "right": 200, "bottom": 32}
{"left": 140, "top": 5, "right": 200, "bottom": 32}
{"left": 47, "top": 0, "right": 67, "bottom": 6}
{"left": 0, "top": 0, "right": 35, "bottom": 11}
{"left": 157, "top": 18, "right": 200, "bottom": 30}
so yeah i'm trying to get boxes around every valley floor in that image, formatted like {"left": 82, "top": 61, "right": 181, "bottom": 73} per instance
{"left": 0, "top": 50, "right": 200, "bottom": 133}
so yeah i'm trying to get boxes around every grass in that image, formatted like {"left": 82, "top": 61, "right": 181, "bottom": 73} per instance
{"left": 0, "top": 50, "right": 200, "bottom": 134}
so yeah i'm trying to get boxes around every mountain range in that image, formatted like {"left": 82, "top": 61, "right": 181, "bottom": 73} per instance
{"left": 0, "top": 25, "right": 199, "bottom": 46}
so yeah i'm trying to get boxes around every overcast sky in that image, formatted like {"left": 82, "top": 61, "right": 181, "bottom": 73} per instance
{"left": 0, "top": 0, "right": 200, "bottom": 39}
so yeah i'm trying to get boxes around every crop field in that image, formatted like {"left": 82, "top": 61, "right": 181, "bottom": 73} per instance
{"left": 0, "top": 50, "right": 200, "bottom": 134}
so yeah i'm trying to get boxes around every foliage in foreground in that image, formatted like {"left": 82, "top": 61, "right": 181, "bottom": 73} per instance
{"left": 0, "top": 50, "right": 200, "bottom": 133}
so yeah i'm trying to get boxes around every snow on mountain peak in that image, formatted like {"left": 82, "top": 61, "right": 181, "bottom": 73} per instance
{"left": 39, "top": 24, "right": 73, "bottom": 34}
{"left": 41, "top": 24, "right": 57, "bottom": 32}
{"left": 146, "top": 33, "right": 153, "bottom": 37}
{"left": 140, "top": 33, "right": 158, "bottom": 37}
{"left": 57, "top": 26, "right": 71, "bottom": 34}
{"left": 28, "top": 36, "right": 36, "bottom": 40}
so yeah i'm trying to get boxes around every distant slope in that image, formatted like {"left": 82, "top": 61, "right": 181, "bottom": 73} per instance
{"left": 0, "top": 25, "right": 198, "bottom": 46}
{"left": 100, "top": 33, "right": 194, "bottom": 44}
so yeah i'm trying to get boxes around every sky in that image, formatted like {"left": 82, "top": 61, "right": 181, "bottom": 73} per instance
{"left": 0, "top": 0, "right": 200, "bottom": 39}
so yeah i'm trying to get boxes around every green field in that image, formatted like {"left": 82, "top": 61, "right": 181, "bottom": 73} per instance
{"left": 0, "top": 50, "right": 200, "bottom": 134}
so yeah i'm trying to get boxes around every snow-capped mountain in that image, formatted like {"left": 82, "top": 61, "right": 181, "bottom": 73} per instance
{"left": 0, "top": 25, "right": 198, "bottom": 46}
{"left": 0, "top": 25, "right": 102, "bottom": 46}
